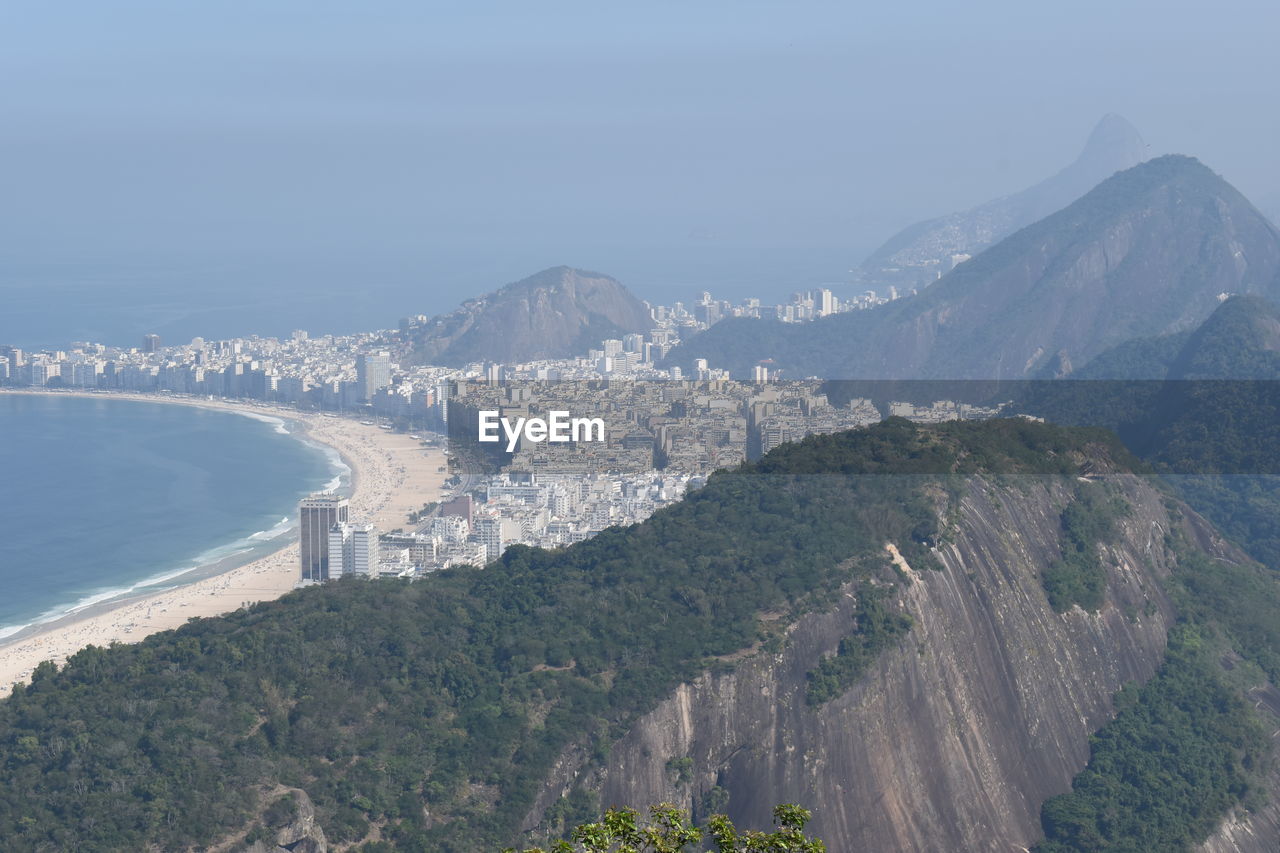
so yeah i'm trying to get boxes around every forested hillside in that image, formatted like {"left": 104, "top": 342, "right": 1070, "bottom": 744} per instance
{"left": 4, "top": 418, "right": 1279, "bottom": 852}
{"left": 0, "top": 419, "right": 1102, "bottom": 851}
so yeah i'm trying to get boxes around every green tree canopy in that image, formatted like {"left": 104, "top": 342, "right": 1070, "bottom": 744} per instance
{"left": 505, "top": 803, "right": 824, "bottom": 853}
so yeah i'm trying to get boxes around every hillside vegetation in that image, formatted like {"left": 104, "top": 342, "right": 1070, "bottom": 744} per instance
{"left": 1035, "top": 514, "right": 1280, "bottom": 852}
{"left": 0, "top": 419, "right": 1114, "bottom": 851}
{"left": 2, "top": 418, "right": 1275, "bottom": 852}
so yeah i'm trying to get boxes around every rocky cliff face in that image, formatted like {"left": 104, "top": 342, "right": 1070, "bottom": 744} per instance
{"left": 526, "top": 473, "right": 1262, "bottom": 851}
{"left": 411, "top": 266, "right": 651, "bottom": 366}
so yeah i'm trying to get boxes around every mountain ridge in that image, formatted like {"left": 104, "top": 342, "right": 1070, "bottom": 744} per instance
{"left": 1067, "top": 294, "right": 1280, "bottom": 380}
{"left": 668, "top": 155, "right": 1280, "bottom": 380}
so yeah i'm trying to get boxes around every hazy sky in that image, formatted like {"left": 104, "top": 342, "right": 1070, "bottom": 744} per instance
{"left": 2, "top": 1, "right": 1277, "bottom": 344}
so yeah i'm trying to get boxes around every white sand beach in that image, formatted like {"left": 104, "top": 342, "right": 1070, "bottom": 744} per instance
{"left": 0, "top": 391, "right": 449, "bottom": 696}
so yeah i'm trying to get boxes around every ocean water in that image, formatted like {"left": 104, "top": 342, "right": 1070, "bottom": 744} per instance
{"left": 0, "top": 245, "right": 863, "bottom": 349}
{"left": 0, "top": 394, "right": 340, "bottom": 639}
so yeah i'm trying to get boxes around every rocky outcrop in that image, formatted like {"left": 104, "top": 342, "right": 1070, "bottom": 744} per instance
{"left": 525, "top": 473, "right": 1239, "bottom": 851}
{"left": 221, "top": 788, "right": 328, "bottom": 853}
{"left": 411, "top": 266, "right": 651, "bottom": 366}
{"left": 270, "top": 787, "right": 327, "bottom": 853}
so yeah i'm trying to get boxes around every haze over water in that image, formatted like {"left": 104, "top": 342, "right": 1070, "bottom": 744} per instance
{"left": 0, "top": 246, "right": 860, "bottom": 351}
{"left": 0, "top": 394, "right": 336, "bottom": 638}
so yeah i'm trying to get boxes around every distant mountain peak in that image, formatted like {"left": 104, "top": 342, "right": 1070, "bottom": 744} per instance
{"left": 410, "top": 266, "right": 651, "bottom": 366}
{"left": 862, "top": 114, "right": 1149, "bottom": 275}
{"left": 504, "top": 264, "right": 581, "bottom": 287}
{"left": 1038, "top": 114, "right": 1148, "bottom": 205}
{"left": 1080, "top": 113, "right": 1146, "bottom": 160}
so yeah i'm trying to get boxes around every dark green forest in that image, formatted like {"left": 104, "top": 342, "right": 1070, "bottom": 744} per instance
{"left": 1035, "top": 517, "right": 1280, "bottom": 852}
{"left": 1015, "top": 378, "right": 1280, "bottom": 571}
{"left": 1035, "top": 626, "right": 1267, "bottom": 853}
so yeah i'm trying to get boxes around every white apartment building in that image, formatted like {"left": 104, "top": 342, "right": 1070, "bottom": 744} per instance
{"left": 327, "top": 521, "right": 379, "bottom": 578}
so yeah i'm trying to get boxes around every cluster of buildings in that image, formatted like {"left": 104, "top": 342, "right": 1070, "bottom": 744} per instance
{"left": 443, "top": 471, "right": 695, "bottom": 562}
{"left": 298, "top": 493, "right": 440, "bottom": 583}
{"left": 886, "top": 398, "right": 1002, "bottom": 422}
{"left": 297, "top": 466, "right": 697, "bottom": 583}
{"left": 0, "top": 272, "right": 924, "bottom": 423}
{"left": 298, "top": 495, "right": 383, "bottom": 582}
{"left": 653, "top": 286, "right": 910, "bottom": 330}
{"left": 291, "top": 377, "right": 985, "bottom": 583}
{"left": 0, "top": 280, "right": 917, "bottom": 408}
{"left": 292, "top": 378, "right": 1004, "bottom": 584}
{"left": 0, "top": 335, "right": 440, "bottom": 415}
{"left": 446, "top": 379, "right": 901, "bottom": 474}
{"left": 6, "top": 281, "right": 1007, "bottom": 585}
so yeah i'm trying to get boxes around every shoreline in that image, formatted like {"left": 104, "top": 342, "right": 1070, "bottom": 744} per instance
{"left": 0, "top": 394, "right": 346, "bottom": 647}
{"left": 0, "top": 389, "right": 450, "bottom": 696}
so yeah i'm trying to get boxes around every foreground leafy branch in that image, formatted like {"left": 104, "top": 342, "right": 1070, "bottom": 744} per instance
{"left": 505, "top": 803, "right": 825, "bottom": 852}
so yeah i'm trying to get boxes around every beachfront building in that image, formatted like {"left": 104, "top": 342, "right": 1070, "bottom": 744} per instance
{"left": 326, "top": 521, "right": 379, "bottom": 579}
{"left": 327, "top": 523, "right": 353, "bottom": 580}
{"left": 349, "top": 523, "right": 379, "bottom": 576}
{"left": 299, "top": 494, "right": 349, "bottom": 582}
{"left": 356, "top": 351, "right": 392, "bottom": 402}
